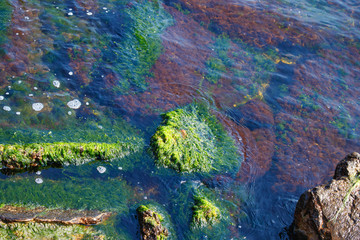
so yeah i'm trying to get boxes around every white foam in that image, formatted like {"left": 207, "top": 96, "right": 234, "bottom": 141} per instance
{"left": 68, "top": 12, "right": 73, "bottom": 16}
{"left": 16, "top": 112, "right": 21, "bottom": 115}
{"left": 32, "top": 103, "right": 44, "bottom": 111}
{"left": 87, "top": 12, "right": 93, "bottom": 16}
{"left": 67, "top": 99, "right": 81, "bottom": 109}
{"left": 68, "top": 71, "right": 73, "bottom": 75}
{"left": 0, "top": 96, "right": 4, "bottom": 100}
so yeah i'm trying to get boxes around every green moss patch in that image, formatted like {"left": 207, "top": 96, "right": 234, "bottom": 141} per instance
{"left": 151, "top": 104, "right": 241, "bottom": 173}
{"left": 0, "top": 141, "right": 141, "bottom": 170}
{"left": 192, "top": 195, "right": 220, "bottom": 228}
{"left": 0, "top": 222, "right": 105, "bottom": 240}
{"left": 0, "top": 0, "right": 11, "bottom": 49}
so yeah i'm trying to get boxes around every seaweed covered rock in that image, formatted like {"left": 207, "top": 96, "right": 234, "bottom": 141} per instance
{"left": 151, "top": 104, "right": 240, "bottom": 173}
{"left": 290, "top": 152, "right": 360, "bottom": 240}
{"left": 0, "top": 222, "right": 105, "bottom": 239}
{"left": 0, "top": 205, "right": 111, "bottom": 225}
{"left": 192, "top": 195, "right": 220, "bottom": 228}
{"left": 0, "top": 141, "right": 141, "bottom": 170}
{"left": 137, "top": 205, "right": 169, "bottom": 240}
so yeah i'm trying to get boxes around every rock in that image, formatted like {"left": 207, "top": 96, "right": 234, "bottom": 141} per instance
{"left": 0, "top": 141, "right": 140, "bottom": 170}
{"left": 150, "top": 104, "right": 240, "bottom": 173}
{"left": 137, "top": 205, "right": 169, "bottom": 240}
{"left": 0, "top": 205, "right": 112, "bottom": 225}
{"left": 290, "top": 152, "right": 360, "bottom": 240}
{"left": 191, "top": 195, "right": 220, "bottom": 229}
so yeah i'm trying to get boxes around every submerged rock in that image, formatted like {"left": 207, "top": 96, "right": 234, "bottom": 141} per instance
{"left": 151, "top": 104, "right": 240, "bottom": 173}
{"left": 191, "top": 195, "right": 220, "bottom": 229}
{"left": 137, "top": 205, "right": 169, "bottom": 240}
{"left": 290, "top": 152, "right": 360, "bottom": 240}
{"left": 0, "top": 205, "right": 112, "bottom": 225}
{"left": 0, "top": 141, "right": 140, "bottom": 170}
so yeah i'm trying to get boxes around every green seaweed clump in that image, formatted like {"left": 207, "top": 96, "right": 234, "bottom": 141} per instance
{"left": 0, "top": 0, "right": 11, "bottom": 49}
{"left": 192, "top": 195, "right": 220, "bottom": 229}
{"left": 151, "top": 104, "right": 240, "bottom": 173}
{"left": 0, "top": 222, "right": 105, "bottom": 240}
{"left": 0, "top": 141, "right": 140, "bottom": 170}
{"left": 137, "top": 205, "right": 169, "bottom": 240}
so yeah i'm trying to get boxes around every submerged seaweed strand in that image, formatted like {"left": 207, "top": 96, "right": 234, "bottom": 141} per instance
{"left": 0, "top": 142, "right": 140, "bottom": 169}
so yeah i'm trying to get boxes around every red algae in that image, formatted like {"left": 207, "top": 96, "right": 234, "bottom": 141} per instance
{"left": 173, "top": 0, "right": 320, "bottom": 48}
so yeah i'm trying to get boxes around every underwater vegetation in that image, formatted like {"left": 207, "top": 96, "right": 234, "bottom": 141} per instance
{"left": 151, "top": 104, "right": 241, "bottom": 173}
{"left": 191, "top": 194, "right": 220, "bottom": 228}
{"left": 0, "top": 141, "right": 140, "bottom": 170}
{"left": 0, "top": 222, "right": 105, "bottom": 240}
{"left": 137, "top": 204, "right": 169, "bottom": 240}
{"left": 0, "top": 0, "right": 11, "bottom": 52}
{"left": 0, "top": 176, "right": 132, "bottom": 212}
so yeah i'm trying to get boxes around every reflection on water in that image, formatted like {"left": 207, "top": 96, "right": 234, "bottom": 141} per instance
{"left": 0, "top": 0, "right": 359, "bottom": 239}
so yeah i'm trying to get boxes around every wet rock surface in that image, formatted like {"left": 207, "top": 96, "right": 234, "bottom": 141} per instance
{"left": 137, "top": 205, "right": 169, "bottom": 240}
{"left": 0, "top": 205, "right": 112, "bottom": 225}
{"left": 291, "top": 152, "right": 360, "bottom": 240}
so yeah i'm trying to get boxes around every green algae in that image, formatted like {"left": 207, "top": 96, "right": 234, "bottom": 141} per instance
{"left": 0, "top": 222, "right": 105, "bottom": 240}
{"left": 0, "top": 141, "right": 141, "bottom": 170}
{"left": 0, "top": 176, "right": 132, "bottom": 212}
{"left": 151, "top": 104, "right": 240, "bottom": 173}
{"left": 191, "top": 195, "right": 220, "bottom": 228}
{"left": 0, "top": 0, "right": 11, "bottom": 52}
{"left": 105, "top": 0, "right": 174, "bottom": 93}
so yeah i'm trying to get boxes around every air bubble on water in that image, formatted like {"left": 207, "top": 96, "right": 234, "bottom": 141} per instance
{"left": 86, "top": 102, "right": 89, "bottom": 105}
{"left": 87, "top": 12, "right": 93, "bottom": 16}
{"left": 3, "top": 106, "right": 11, "bottom": 111}
{"left": 68, "top": 111, "right": 72, "bottom": 115}
{"left": 0, "top": 96, "right": 4, "bottom": 100}
{"left": 35, "top": 178, "right": 43, "bottom": 184}
{"left": 29, "top": 94, "right": 33, "bottom": 97}
{"left": 5, "top": 92, "right": 9, "bottom": 95}
{"left": 68, "top": 71, "right": 73, "bottom": 76}
{"left": 32, "top": 103, "right": 44, "bottom": 111}
{"left": 24, "top": 16, "right": 29, "bottom": 20}
{"left": 34, "top": 87, "right": 38, "bottom": 90}
{"left": 103, "top": 7, "right": 107, "bottom": 10}
{"left": 16, "top": 33, "right": 19, "bottom": 35}
{"left": 97, "top": 166, "right": 106, "bottom": 174}
{"left": 67, "top": 99, "right": 81, "bottom": 109}
{"left": 18, "top": 80, "right": 22, "bottom": 84}
{"left": 53, "top": 80, "right": 60, "bottom": 88}
{"left": 68, "top": 12, "right": 73, "bottom": 16}
{"left": 118, "top": 166, "right": 123, "bottom": 170}
{"left": 36, "top": 171, "right": 41, "bottom": 175}
{"left": 16, "top": 112, "right": 21, "bottom": 115}
{"left": 97, "top": 125, "right": 103, "bottom": 129}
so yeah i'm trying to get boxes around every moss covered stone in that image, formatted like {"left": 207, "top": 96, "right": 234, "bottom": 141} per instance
{"left": 0, "top": 222, "right": 105, "bottom": 240}
{"left": 151, "top": 104, "right": 240, "bottom": 173}
{"left": 0, "top": 141, "right": 141, "bottom": 170}
{"left": 137, "top": 205, "right": 169, "bottom": 240}
{"left": 192, "top": 195, "right": 220, "bottom": 228}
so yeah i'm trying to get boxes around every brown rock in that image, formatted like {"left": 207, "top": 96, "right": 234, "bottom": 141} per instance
{"left": 137, "top": 205, "right": 169, "bottom": 240}
{"left": 291, "top": 152, "right": 360, "bottom": 240}
{"left": 0, "top": 205, "right": 112, "bottom": 225}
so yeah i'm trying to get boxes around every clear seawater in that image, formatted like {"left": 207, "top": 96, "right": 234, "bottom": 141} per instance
{"left": 0, "top": 0, "right": 359, "bottom": 239}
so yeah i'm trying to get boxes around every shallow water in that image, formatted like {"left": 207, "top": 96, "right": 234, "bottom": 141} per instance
{"left": 0, "top": 0, "right": 359, "bottom": 239}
